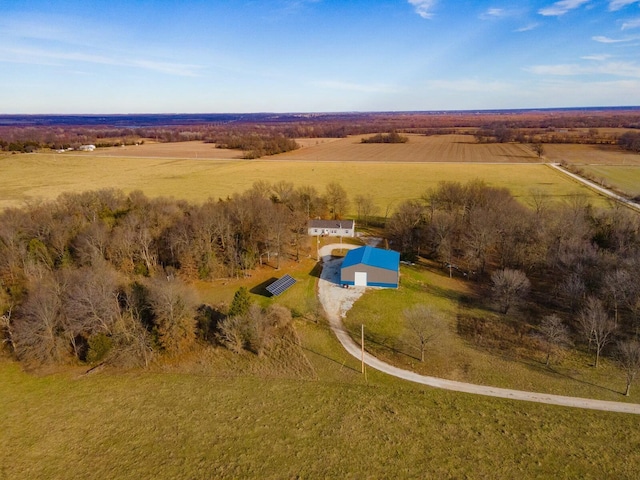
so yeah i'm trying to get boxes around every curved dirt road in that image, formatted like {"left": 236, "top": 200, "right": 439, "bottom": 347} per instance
{"left": 318, "top": 243, "right": 640, "bottom": 415}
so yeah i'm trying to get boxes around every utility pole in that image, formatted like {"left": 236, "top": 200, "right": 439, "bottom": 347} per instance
{"left": 361, "top": 324, "right": 365, "bottom": 374}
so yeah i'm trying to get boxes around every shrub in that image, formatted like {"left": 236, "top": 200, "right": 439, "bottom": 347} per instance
{"left": 87, "top": 333, "right": 113, "bottom": 363}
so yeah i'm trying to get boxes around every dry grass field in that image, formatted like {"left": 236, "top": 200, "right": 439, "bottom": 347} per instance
{"left": 543, "top": 143, "right": 640, "bottom": 165}
{"left": 0, "top": 137, "right": 608, "bottom": 211}
{"left": 81, "top": 140, "right": 244, "bottom": 159}
{"left": 578, "top": 165, "right": 640, "bottom": 197}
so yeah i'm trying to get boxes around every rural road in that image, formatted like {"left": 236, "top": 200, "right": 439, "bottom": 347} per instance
{"left": 318, "top": 243, "right": 640, "bottom": 415}
{"left": 548, "top": 163, "right": 640, "bottom": 212}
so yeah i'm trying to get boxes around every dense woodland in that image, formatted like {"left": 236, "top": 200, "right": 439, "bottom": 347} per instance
{"left": 0, "top": 181, "right": 353, "bottom": 367}
{"left": 2, "top": 174, "right": 640, "bottom": 379}
{"left": 387, "top": 181, "right": 640, "bottom": 378}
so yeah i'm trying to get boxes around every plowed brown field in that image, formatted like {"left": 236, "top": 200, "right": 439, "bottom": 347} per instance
{"left": 543, "top": 144, "right": 640, "bottom": 165}
{"left": 277, "top": 134, "right": 540, "bottom": 163}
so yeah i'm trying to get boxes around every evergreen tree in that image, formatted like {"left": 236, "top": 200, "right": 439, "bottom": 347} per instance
{"left": 228, "top": 287, "right": 252, "bottom": 317}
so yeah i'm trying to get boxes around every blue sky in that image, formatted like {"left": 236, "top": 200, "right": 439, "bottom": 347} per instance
{"left": 1, "top": 0, "right": 640, "bottom": 113}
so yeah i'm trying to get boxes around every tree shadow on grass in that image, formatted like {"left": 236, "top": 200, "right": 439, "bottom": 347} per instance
{"left": 300, "top": 345, "right": 360, "bottom": 373}
{"left": 359, "top": 331, "right": 418, "bottom": 362}
{"left": 523, "top": 358, "right": 624, "bottom": 396}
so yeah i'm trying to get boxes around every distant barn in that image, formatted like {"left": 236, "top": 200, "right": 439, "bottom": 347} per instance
{"left": 340, "top": 246, "right": 400, "bottom": 288}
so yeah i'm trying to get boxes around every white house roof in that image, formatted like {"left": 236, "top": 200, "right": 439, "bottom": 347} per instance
{"left": 308, "top": 219, "right": 354, "bottom": 229}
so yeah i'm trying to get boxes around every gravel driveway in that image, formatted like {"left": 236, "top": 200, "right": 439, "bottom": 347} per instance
{"left": 317, "top": 243, "right": 640, "bottom": 415}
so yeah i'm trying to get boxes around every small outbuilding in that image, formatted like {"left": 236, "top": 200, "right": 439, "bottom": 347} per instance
{"left": 308, "top": 219, "right": 355, "bottom": 238}
{"left": 340, "top": 246, "right": 400, "bottom": 288}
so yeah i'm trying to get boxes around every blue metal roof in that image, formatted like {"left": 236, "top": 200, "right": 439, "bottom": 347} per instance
{"left": 342, "top": 246, "right": 400, "bottom": 272}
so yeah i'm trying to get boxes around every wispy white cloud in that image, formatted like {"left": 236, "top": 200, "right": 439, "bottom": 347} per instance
{"left": 592, "top": 34, "right": 639, "bottom": 43}
{"left": 581, "top": 54, "right": 612, "bottom": 61}
{"left": 0, "top": 46, "right": 203, "bottom": 77}
{"left": 0, "top": 13, "right": 112, "bottom": 48}
{"left": 408, "top": 0, "right": 437, "bottom": 19}
{"left": 479, "top": 8, "right": 507, "bottom": 19}
{"left": 539, "top": 0, "right": 590, "bottom": 17}
{"left": 608, "top": 0, "right": 640, "bottom": 11}
{"left": 525, "top": 61, "right": 640, "bottom": 77}
{"left": 516, "top": 23, "right": 540, "bottom": 32}
{"left": 312, "top": 80, "right": 398, "bottom": 93}
{"left": 622, "top": 18, "right": 640, "bottom": 30}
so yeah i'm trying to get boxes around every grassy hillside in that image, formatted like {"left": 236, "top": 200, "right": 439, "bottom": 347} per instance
{"left": 2, "top": 353, "right": 640, "bottom": 479}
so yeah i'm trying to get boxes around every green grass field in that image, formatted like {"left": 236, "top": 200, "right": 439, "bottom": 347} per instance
{"left": 0, "top": 151, "right": 604, "bottom": 211}
{"left": 2, "top": 353, "right": 640, "bottom": 479}
{"left": 578, "top": 165, "right": 640, "bottom": 197}
{"left": 342, "top": 262, "right": 634, "bottom": 403}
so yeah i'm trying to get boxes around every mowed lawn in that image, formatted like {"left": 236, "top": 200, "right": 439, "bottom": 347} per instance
{"left": 0, "top": 148, "right": 601, "bottom": 211}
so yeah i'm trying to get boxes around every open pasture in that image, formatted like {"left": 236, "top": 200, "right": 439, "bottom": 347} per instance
{"left": 2, "top": 357, "right": 640, "bottom": 479}
{"left": 0, "top": 150, "right": 603, "bottom": 211}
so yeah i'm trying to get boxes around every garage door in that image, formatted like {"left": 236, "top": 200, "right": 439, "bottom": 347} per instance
{"left": 354, "top": 271, "right": 367, "bottom": 286}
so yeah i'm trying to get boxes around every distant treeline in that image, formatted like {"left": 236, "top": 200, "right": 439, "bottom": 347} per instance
{"left": 474, "top": 124, "right": 640, "bottom": 148}
{"left": 3, "top": 110, "right": 640, "bottom": 154}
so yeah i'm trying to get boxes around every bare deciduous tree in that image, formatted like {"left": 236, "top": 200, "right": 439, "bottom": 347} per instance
{"left": 146, "top": 277, "right": 198, "bottom": 355}
{"left": 490, "top": 268, "right": 531, "bottom": 315}
{"left": 617, "top": 339, "right": 640, "bottom": 396}
{"left": 532, "top": 142, "right": 544, "bottom": 158}
{"left": 403, "top": 304, "right": 445, "bottom": 362}
{"left": 386, "top": 200, "right": 425, "bottom": 257}
{"left": 538, "top": 314, "right": 571, "bottom": 366}
{"left": 603, "top": 268, "right": 633, "bottom": 325}
{"left": 324, "top": 182, "right": 349, "bottom": 220}
{"left": 217, "top": 315, "right": 247, "bottom": 353}
{"left": 578, "top": 297, "right": 616, "bottom": 368}
{"left": 354, "top": 194, "right": 378, "bottom": 226}
{"left": 14, "top": 274, "right": 66, "bottom": 364}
